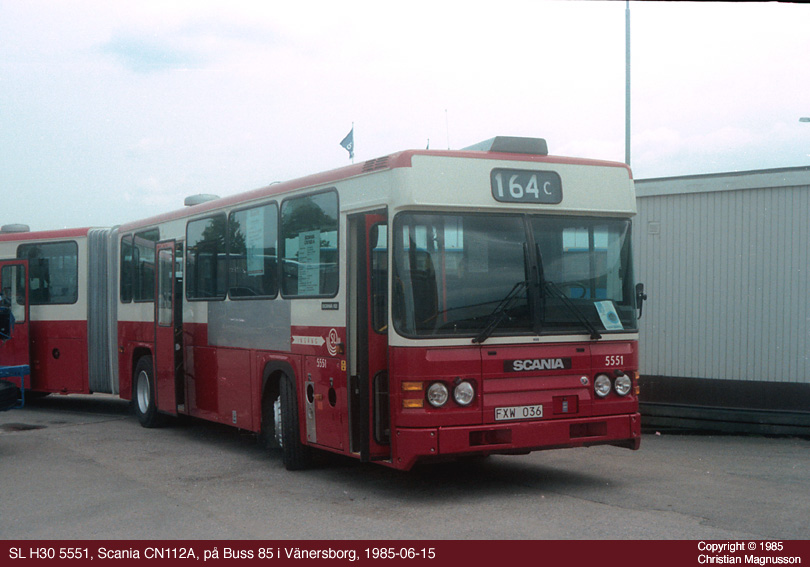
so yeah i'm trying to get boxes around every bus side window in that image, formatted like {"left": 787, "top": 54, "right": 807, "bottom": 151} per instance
{"left": 17, "top": 241, "right": 77, "bottom": 305}
{"left": 228, "top": 202, "right": 279, "bottom": 299}
{"left": 186, "top": 215, "right": 226, "bottom": 300}
{"left": 280, "top": 190, "right": 338, "bottom": 298}
{"left": 133, "top": 229, "right": 160, "bottom": 302}
{"left": 120, "top": 235, "right": 134, "bottom": 303}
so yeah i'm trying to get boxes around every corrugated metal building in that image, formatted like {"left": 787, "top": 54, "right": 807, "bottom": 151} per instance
{"left": 633, "top": 166, "right": 810, "bottom": 434}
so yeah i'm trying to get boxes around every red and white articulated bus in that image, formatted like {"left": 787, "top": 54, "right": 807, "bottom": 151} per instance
{"left": 0, "top": 227, "right": 117, "bottom": 399}
{"left": 0, "top": 136, "right": 644, "bottom": 470}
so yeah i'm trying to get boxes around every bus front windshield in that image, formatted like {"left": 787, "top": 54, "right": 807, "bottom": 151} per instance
{"left": 392, "top": 212, "right": 637, "bottom": 339}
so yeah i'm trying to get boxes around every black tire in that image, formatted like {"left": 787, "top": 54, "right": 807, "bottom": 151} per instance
{"left": 0, "top": 379, "right": 19, "bottom": 412}
{"left": 279, "top": 373, "right": 312, "bottom": 470}
{"left": 132, "top": 356, "right": 162, "bottom": 428}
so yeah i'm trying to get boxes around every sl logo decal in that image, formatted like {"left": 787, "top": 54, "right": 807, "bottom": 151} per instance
{"left": 326, "top": 328, "right": 340, "bottom": 357}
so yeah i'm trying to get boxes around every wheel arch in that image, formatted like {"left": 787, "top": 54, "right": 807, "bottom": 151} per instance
{"left": 260, "top": 359, "right": 297, "bottom": 414}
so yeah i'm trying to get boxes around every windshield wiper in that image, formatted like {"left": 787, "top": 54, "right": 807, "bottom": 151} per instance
{"left": 531, "top": 242, "right": 601, "bottom": 340}
{"left": 472, "top": 280, "right": 528, "bottom": 344}
{"left": 543, "top": 281, "right": 602, "bottom": 340}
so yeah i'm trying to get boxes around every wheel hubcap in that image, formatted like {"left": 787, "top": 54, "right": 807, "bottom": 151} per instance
{"left": 274, "top": 397, "right": 283, "bottom": 447}
{"left": 136, "top": 371, "right": 150, "bottom": 414}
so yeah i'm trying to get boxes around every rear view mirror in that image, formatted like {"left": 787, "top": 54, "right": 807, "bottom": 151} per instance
{"left": 635, "top": 283, "right": 648, "bottom": 320}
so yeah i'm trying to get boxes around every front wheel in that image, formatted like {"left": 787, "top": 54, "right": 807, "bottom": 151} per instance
{"left": 133, "top": 356, "right": 162, "bottom": 428}
{"left": 258, "top": 388, "right": 280, "bottom": 450}
{"left": 278, "top": 373, "right": 312, "bottom": 470}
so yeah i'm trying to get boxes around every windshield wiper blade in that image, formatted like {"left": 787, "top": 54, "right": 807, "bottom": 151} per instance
{"left": 472, "top": 280, "right": 528, "bottom": 344}
{"left": 543, "top": 281, "right": 602, "bottom": 340}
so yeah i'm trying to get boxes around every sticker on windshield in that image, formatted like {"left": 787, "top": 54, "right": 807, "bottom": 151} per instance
{"left": 595, "top": 301, "right": 623, "bottom": 331}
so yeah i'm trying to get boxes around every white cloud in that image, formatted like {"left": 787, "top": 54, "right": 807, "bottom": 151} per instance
{"left": 100, "top": 33, "right": 205, "bottom": 73}
{"left": 1, "top": 1, "right": 809, "bottom": 230}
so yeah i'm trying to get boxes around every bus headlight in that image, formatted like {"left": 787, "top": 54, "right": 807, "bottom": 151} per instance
{"left": 594, "top": 374, "right": 611, "bottom": 398}
{"left": 453, "top": 381, "right": 475, "bottom": 406}
{"left": 614, "top": 374, "right": 632, "bottom": 396}
{"left": 426, "top": 382, "right": 449, "bottom": 407}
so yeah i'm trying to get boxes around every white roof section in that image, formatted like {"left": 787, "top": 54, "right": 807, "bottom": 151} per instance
{"left": 398, "top": 153, "right": 636, "bottom": 216}
{"left": 636, "top": 165, "right": 810, "bottom": 197}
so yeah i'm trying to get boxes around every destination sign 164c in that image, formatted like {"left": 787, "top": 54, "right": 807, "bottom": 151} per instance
{"left": 491, "top": 168, "right": 562, "bottom": 204}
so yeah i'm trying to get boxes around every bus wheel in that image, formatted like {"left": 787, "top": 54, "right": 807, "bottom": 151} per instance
{"left": 133, "top": 356, "right": 162, "bottom": 428}
{"left": 278, "top": 373, "right": 312, "bottom": 470}
{"left": 258, "top": 389, "right": 280, "bottom": 450}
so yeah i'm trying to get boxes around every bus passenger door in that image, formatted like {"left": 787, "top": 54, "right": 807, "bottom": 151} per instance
{"left": 0, "top": 260, "right": 30, "bottom": 388}
{"left": 154, "top": 241, "right": 181, "bottom": 415}
{"left": 348, "top": 212, "right": 390, "bottom": 461}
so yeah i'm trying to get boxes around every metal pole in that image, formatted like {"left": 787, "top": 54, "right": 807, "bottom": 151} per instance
{"left": 625, "top": 1, "right": 631, "bottom": 167}
{"left": 445, "top": 109, "right": 450, "bottom": 150}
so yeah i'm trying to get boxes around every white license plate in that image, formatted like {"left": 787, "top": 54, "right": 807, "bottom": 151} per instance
{"left": 495, "top": 404, "right": 543, "bottom": 421}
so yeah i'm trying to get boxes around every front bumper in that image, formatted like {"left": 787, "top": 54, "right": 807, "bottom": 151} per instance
{"left": 391, "top": 412, "right": 641, "bottom": 470}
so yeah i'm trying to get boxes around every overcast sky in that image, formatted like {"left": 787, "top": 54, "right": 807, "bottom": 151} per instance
{"left": 2, "top": 1, "right": 809, "bottom": 231}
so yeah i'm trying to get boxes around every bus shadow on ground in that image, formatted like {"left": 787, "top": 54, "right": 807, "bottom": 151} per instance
{"left": 349, "top": 459, "right": 611, "bottom": 499}
{"left": 16, "top": 393, "right": 131, "bottom": 416}
{"left": 0, "top": 393, "right": 132, "bottom": 433}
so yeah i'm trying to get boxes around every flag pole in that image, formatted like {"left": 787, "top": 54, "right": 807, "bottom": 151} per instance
{"left": 445, "top": 109, "right": 450, "bottom": 150}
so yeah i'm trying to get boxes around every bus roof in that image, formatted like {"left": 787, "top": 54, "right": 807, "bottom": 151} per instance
{"left": 0, "top": 226, "right": 95, "bottom": 243}
{"left": 118, "top": 143, "right": 633, "bottom": 233}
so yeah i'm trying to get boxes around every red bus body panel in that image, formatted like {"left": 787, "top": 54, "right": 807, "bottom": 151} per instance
{"left": 388, "top": 341, "right": 640, "bottom": 470}
{"left": 29, "top": 320, "right": 88, "bottom": 393}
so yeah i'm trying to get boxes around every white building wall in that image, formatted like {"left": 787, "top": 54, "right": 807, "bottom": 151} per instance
{"left": 633, "top": 167, "right": 810, "bottom": 385}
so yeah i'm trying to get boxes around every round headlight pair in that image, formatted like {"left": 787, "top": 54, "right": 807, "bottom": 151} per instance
{"left": 594, "top": 373, "right": 633, "bottom": 398}
{"left": 426, "top": 381, "right": 475, "bottom": 408}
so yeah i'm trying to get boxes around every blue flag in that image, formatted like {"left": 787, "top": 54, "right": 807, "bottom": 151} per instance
{"left": 340, "top": 127, "right": 354, "bottom": 159}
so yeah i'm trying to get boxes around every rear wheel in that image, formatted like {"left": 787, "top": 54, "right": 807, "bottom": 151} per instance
{"left": 278, "top": 373, "right": 312, "bottom": 470}
{"left": 133, "top": 356, "right": 162, "bottom": 428}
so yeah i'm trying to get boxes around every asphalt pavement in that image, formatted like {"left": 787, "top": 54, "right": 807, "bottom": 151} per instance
{"left": 1, "top": 394, "right": 808, "bottom": 540}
